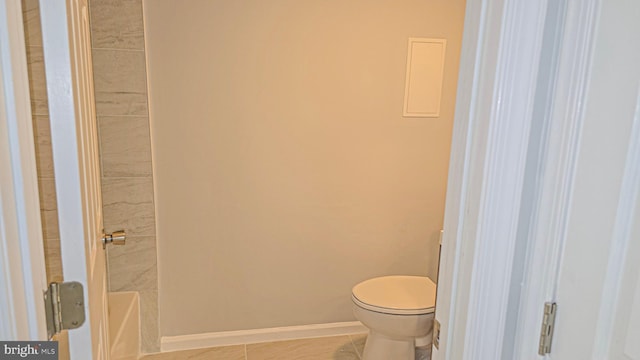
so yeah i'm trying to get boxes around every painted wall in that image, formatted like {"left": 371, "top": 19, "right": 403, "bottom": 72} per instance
{"left": 143, "top": 0, "right": 465, "bottom": 336}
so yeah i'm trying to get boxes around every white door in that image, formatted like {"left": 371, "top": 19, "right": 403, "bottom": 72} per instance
{"left": 549, "top": 0, "right": 640, "bottom": 358}
{"left": 39, "top": 1, "right": 110, "bottom": 359}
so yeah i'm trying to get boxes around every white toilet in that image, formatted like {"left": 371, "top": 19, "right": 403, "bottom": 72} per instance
{"left": 352, "top": 276, "right": 436, "bottom": 360}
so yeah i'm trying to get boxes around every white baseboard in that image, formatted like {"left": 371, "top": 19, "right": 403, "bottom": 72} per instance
{"left": 160, "top": 321, "right": 368, "bottom": 352}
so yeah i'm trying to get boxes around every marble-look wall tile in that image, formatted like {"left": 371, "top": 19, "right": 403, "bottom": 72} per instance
{"left": 53, "top": 330, "right": 70, "bottom": 360}
{"left": 38, "top": 178, "right": 60, "bottom": 240}
{"left": 140, "top": 290, "right": 160, "bottom": 353}
{"left": 107, "top": 236, "right": 157, "bottom": 292}
{"left": 92, "top": 49, "right": 148, "bottom": 116}
{"left": 89, "top": 0, "right": 144, "bottom": 50}
{"left": 21, "top": 0, "right": 42, "bottom": 47}
{"left": 43, "top": 237, "right": 63, "bottom": 283}
{"left": 98, "top": 116, "right": 152, "bottom": 177}
{"left": 89, "top": 2, "right": 159, "bottom": 352}
{"left": 25, "top": 46, "right": 49, "bottom": 116}
{"left": 102, "top": 177, "right": 156, "bottom": 236}
{"left": 32, "top": 115, "right": 55, "bottom": 178}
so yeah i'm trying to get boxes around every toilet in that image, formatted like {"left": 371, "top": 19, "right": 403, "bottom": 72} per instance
{"left": 352, "top": 276, "right": 436, "bottom": 360}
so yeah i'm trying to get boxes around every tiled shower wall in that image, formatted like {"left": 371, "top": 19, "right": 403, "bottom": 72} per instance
{"left": 22, "top": 0, "right": 160, "bottom": 353}
{"left": 90, "top": 0, "right": 160, "bottom": 353}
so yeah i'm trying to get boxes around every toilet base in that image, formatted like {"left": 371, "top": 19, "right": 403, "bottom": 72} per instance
{"left": 362, "top": 331, "right": 416, "bottom": 360}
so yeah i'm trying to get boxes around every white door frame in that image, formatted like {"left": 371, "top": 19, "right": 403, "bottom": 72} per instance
{"left": 434, "top": 0, "right": 603, "bottom": 359}
{"left": 0, "top": 0, "right": 48, "bottom": 341}
{"left": 433, "top": 0, "right": 549, "bottom": 357}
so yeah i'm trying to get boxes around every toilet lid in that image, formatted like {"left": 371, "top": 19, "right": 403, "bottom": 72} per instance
{"left": 352, "top": 276, "right": 436, "bottom": 315}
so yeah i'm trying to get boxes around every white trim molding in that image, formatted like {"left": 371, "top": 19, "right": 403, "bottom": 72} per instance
{"left": 0, "top": 0, "right": 48, "bottom": 341}
{"left": 512, "top": 0, "right": 602, "bottom": 358}
{"left": 435, "top": 0, "right": 609, "bottom": 358}
{"left": 160, "top": 321, "right": 368, "bottom": 352}
{"left": 433, "top": 0, "right": 550, "bottom": 359}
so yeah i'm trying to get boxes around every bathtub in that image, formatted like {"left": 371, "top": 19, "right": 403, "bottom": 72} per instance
{"left": 109, "top": 292, "right": 140, "bottom": 360}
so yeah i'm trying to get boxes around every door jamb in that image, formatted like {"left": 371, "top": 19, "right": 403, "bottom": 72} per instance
{"left": 433, "top": 0, "right": 603, "bottom": 358}
{"left": 0, "top": 0, "right": 48, "bottom": 341}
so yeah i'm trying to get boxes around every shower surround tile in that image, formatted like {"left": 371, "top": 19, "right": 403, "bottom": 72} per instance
{"left": 38, "top": 178, "right": 60, "bottom": 240}
{"left": 89, "top": 0, "right": 145, "bottom": 50}
{"left": 21, "top": 0, "right": 42, "bottom": 47}
{"left": 24, "top": 45, "right": 49, "bottom": 116}
{"left": 92, "top": 49, "right": 148, "bottom": 116}
{"left": 43, "top": 238, "right": 62, "bottom": 283}
{"left": 102, "top": 177, "right": 156, "bottom": 237}
{"left": 89, "top": 0, "right": 160, "bottom": 352}
{"left": 107, "top": 236, "right": 157, "bottom": 292}
{"left": 140, "top": 290, "right": 160, "bottom": 354}
{"left": 32, "top": 115, "right": 55, "bottom": 178}
{"left": 98, "top": 116, "right": 153, "bottom": 177}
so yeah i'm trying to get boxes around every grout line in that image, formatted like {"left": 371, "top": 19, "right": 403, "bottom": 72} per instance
{"left": 349, "top": 334, "right": 364, "bottom": 359}
{"left": 97, "top": 114, "right": 149, "bottom": 118}
{"left": 92, "top": 47, "right": 145, "bottom": 53}
{"left": 101, "top": 176, "right": 153, "bottom": 180}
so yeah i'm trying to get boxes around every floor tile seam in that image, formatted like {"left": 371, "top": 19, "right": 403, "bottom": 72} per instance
{"left": 348, "top": 334, "right": 363, "bottom": 359}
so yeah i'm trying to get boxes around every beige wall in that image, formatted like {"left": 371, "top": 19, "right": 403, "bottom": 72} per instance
{"left": 143, "top": 0, "right": 465, "bottom": 336}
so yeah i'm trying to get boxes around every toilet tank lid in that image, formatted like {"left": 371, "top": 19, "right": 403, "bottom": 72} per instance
{"left": 352, "top": 276, "right": 436, "bottom": 311}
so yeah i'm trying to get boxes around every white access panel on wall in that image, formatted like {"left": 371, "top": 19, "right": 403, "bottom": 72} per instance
{"left": 403, "top": 38, "right": 446, "bottom": 117}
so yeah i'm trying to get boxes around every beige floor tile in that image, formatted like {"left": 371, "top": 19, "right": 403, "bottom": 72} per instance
{"left": 246, "top": 336, "right": 359, "bottom": 360}
{"left": 349, "top": 334, "right": 367, "bottom": 358}
{"left": 140, "top": 345, "right": 245, "bottom": 360}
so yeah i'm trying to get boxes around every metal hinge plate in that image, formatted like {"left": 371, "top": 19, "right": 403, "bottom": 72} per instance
{"left": 433, "top": 318, "right": 441, "bottom": 349}
{"left": 44, "top": 281, "right": 86, "bottom": 339}
{"left": 538, "top": 302, "right": 557, "bottom": 355}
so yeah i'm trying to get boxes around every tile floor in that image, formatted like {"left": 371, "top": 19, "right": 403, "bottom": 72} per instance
{"left": 139, "top": 334, "right": 368, "bottom": 360}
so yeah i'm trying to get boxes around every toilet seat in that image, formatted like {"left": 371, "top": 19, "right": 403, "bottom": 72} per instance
{"left": 351, "top": 276, "right": 436, "bottom": 315}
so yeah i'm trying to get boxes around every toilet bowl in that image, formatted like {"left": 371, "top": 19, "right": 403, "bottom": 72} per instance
{"left": 352, "top": 276, "right": 436, "bottom": 360}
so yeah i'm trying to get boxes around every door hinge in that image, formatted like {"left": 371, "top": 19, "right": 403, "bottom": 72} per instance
{"left": 44, "top": 282, "right": 86, "bottom": 339}
{"left": 538, "top": 302, "right": 557, "bottom": 355}
{"left": 433, "top": 318, "right": 441, "bottom": 350}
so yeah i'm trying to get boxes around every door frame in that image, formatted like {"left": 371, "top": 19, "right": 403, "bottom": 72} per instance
{"left": 434, "top": 0, "right": 603, "bottom": 359}
{"left": 0, "top": 0, "right": 48, "bottom": 341}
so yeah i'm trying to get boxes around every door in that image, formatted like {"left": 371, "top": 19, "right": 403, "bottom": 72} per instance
{"left": 39, "top": 1, "right": 110, "bottom": 359}
{"left": 549, "top": 0, "right": 640, "bottom": 358}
